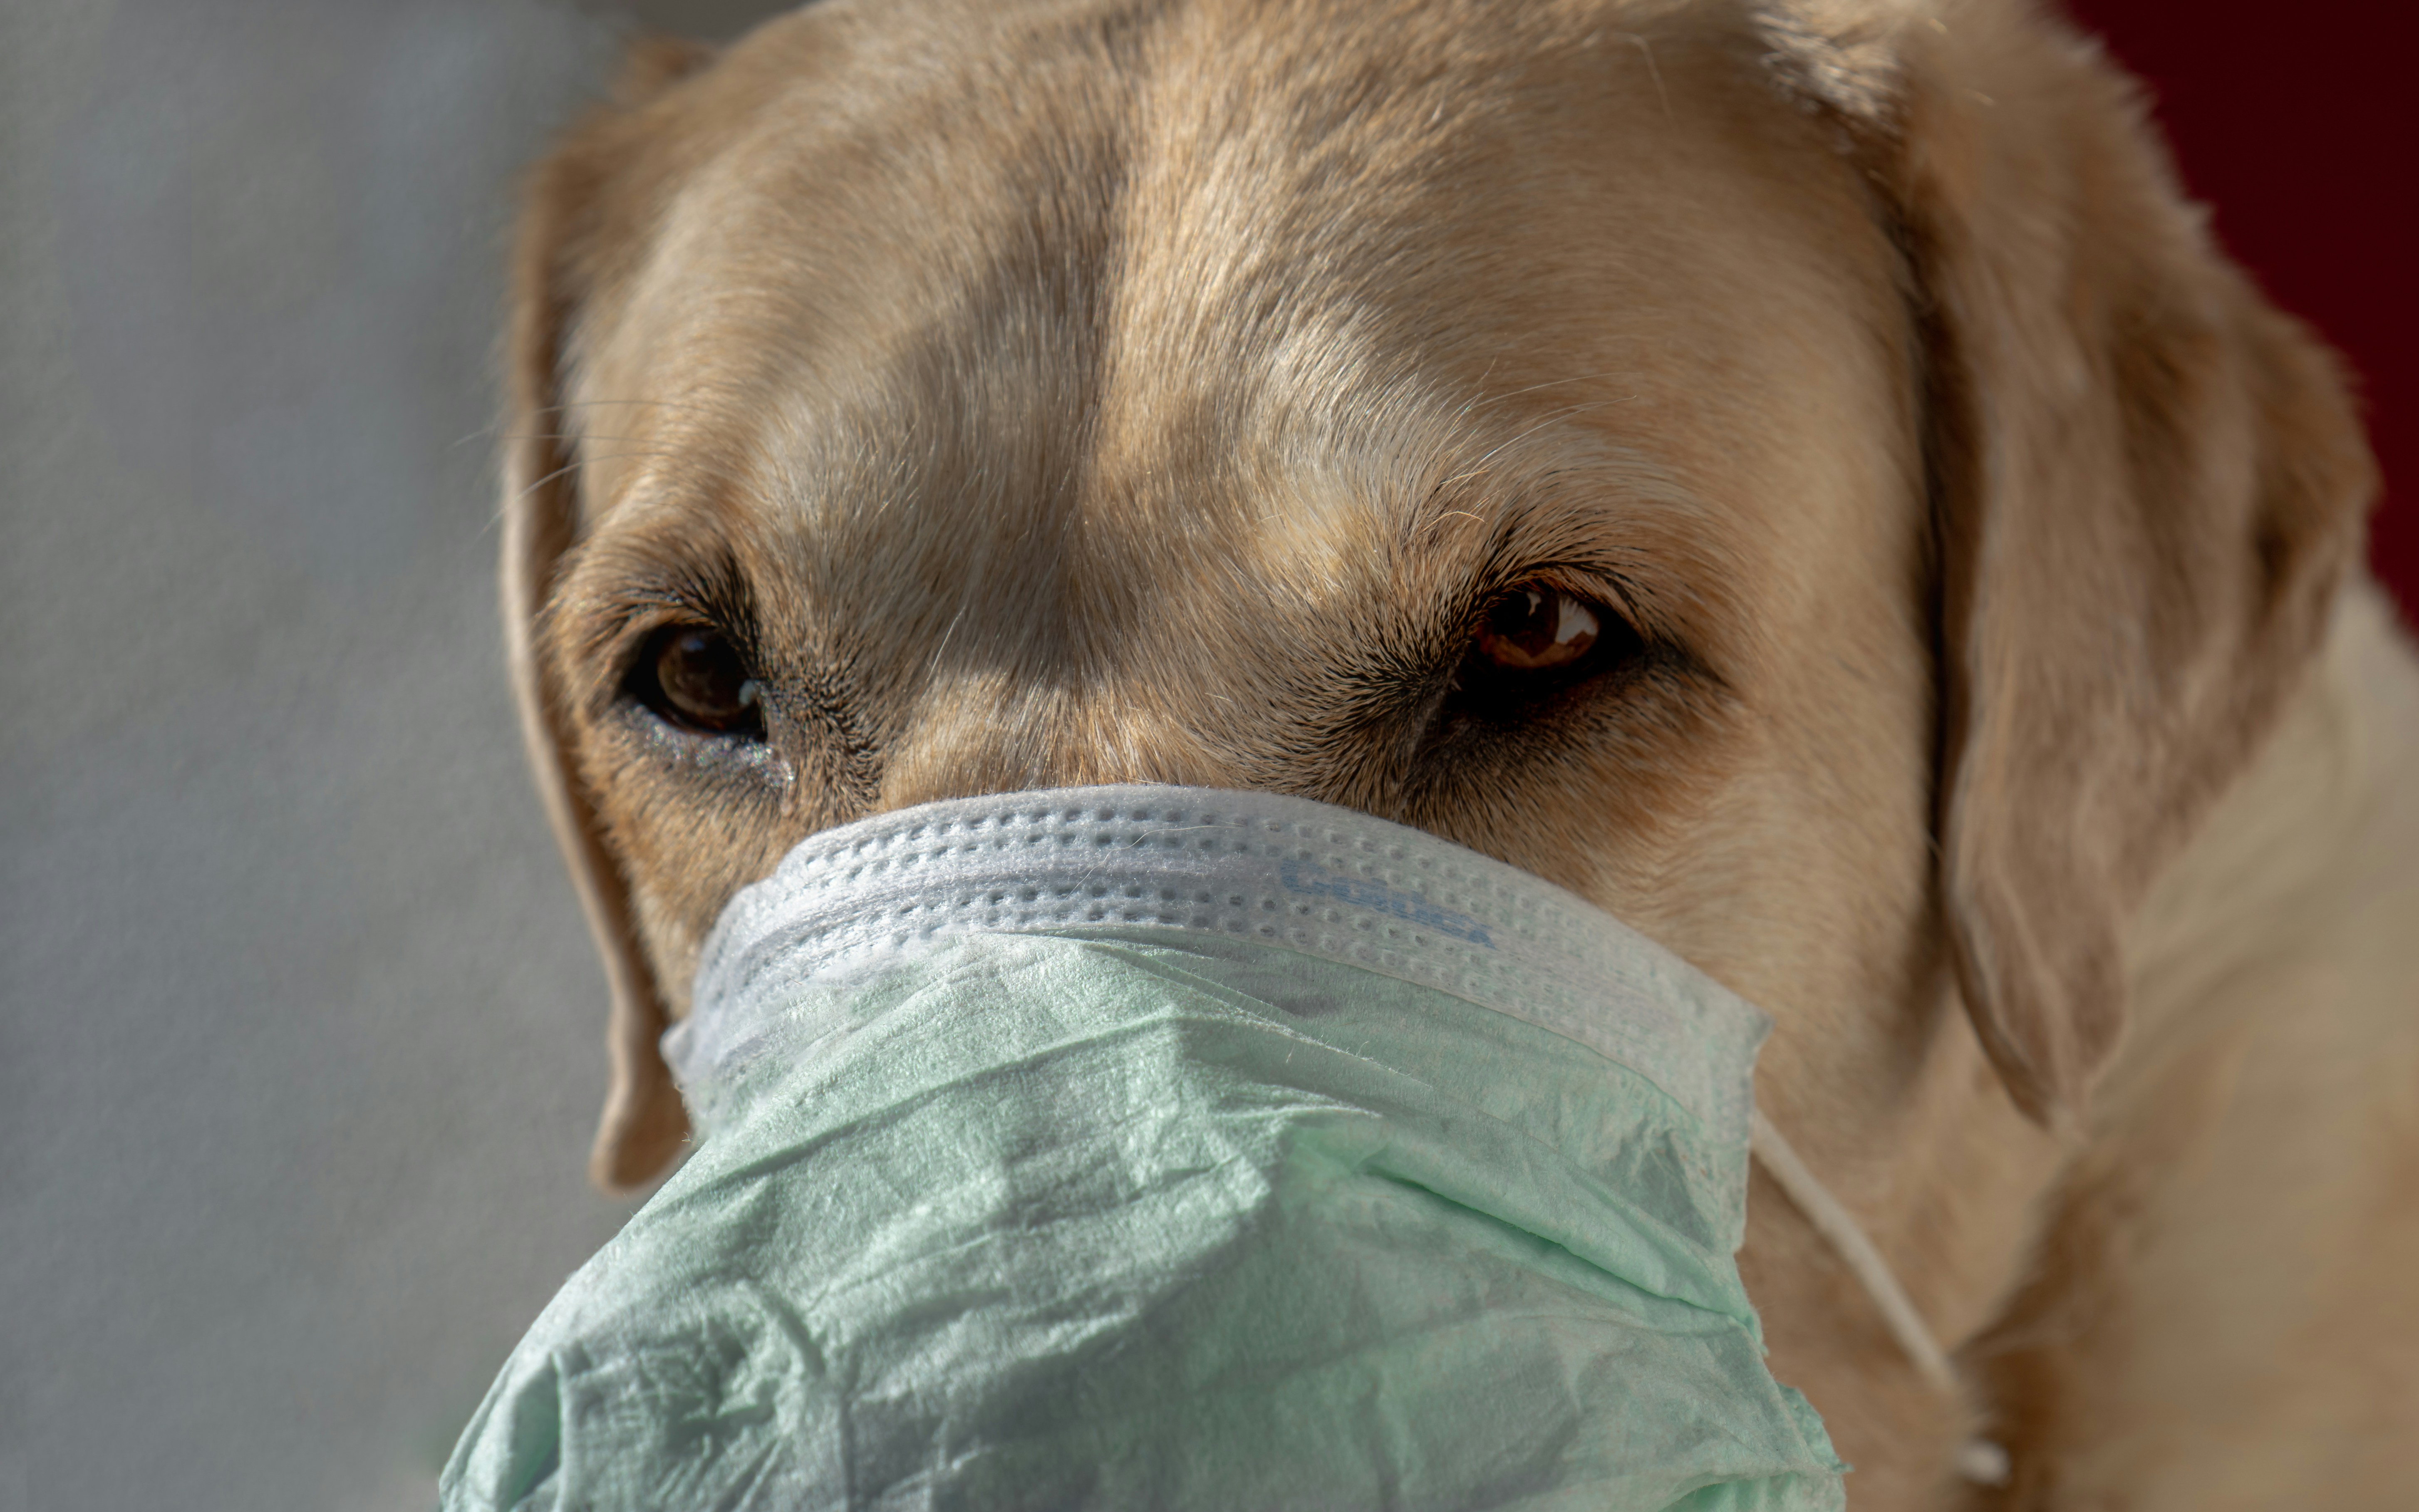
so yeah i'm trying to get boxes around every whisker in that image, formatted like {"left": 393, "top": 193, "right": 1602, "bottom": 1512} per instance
{"left": 453, "top": 397, "right": 721, "bottom": 455}
{"left": 1460, "top": 398, "right": 1624, "bottom": 476}
{"left": 511, "top": 449, "right": 682, "bottom": 503}
{"left": 525, "top": 398, "right": 726, "bottom": 420}
{"left": 500, "top": 432, "right": 677, "bottom": 446}
{"left": 925, "top": 602, "right": 972, "bottom": 679}
{"left": 1464, "top": 370, "right": 1625, "bottom": 411}
{"left": 1623, "top": 34, "right": 1674, "bottom": 125}
{"left": 1420, "top": 508, "right": 1489, "bottom": 544}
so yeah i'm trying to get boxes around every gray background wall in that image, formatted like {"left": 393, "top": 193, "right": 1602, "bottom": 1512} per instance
{"left": 0, "top": 3, "right": 785, "bottom": 1508}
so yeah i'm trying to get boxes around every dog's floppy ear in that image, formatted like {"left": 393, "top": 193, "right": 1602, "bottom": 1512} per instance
{"left": 1766, "top": 0, "right": 2375, "bottom": 1125}
{"left": 504, "top": 37, "right": 714, "bottom": 1192}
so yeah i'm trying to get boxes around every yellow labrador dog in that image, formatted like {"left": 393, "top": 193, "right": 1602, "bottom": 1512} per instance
{"left": 498, "top": 0, "right": 2419, "bottom": 1503}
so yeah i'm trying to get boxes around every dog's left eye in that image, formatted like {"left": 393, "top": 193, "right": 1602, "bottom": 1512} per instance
{"left": 627, "top": 624, "right": 766, "bottom": 739}
{"left": 1475, "top": 586, "right": 1601, "bottom": 672}
{"left": 1442, "top": 582, "right": 1640, "bottom": 727}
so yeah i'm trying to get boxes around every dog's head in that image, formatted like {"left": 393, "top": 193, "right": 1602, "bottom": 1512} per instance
{"left": 502, "top": 0, "right": 2369, "bottom": 1274}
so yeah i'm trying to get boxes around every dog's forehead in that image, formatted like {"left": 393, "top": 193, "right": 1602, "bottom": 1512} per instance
{"left": 575, "top": 0, "right": 1908, "bottom": 669}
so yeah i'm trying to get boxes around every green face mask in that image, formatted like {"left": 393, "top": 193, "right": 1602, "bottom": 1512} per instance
{"left": 442, "top": 786, "right": 1846, "bottom": 1511}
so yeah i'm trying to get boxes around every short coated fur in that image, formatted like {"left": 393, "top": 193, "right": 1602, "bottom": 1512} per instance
{"left": 498, "top": 0, "right": 2417, "bottom": 1504}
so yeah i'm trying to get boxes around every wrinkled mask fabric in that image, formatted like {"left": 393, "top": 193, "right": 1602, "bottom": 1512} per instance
{"left": 441, "top": 785, "right": 1846, "bottom": 1511}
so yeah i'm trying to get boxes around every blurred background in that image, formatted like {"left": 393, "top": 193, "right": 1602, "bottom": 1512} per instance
{"left": 0, "top": 2, "right": 2407, "bottom": 1509}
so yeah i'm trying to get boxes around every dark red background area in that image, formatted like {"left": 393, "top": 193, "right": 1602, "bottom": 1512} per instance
{"left": 2061, "top": 0, "right": 2416, "bottom": 623}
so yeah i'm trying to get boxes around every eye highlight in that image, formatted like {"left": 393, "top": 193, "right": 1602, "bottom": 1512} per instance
{"left": 1437, "top": 580, "right": 1643, "bottom": 734}
{"left": 627, "top": 624, "right": 765, "bottom": 738}
{"left": 1475, "top": 586, "right": 1601, "bottom": 671}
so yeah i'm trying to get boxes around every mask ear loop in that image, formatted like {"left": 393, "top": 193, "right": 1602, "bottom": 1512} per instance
{"left": 1749, "top": 1111, "right": 2012, "bottom": 1488}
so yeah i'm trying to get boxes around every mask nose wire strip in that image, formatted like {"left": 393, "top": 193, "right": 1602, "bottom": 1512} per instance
{"left": 1749, "top": 1111, "right": 2013, "bottom": 1489}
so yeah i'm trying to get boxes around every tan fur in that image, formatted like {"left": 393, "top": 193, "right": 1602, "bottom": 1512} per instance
{"left": 1965, "top": 581, "right": 2419, "bottom": 1509}
{"left": 496, "top": 0, "right": 2411, "bottom": 1502}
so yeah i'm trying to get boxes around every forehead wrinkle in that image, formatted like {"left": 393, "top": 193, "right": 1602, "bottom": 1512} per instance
{"left": 753, "top": 404, "right": 1063, "bottom": 662}
{"left": 740, "top": 333, "right": 1108, "bottom": 718}
{"left": 1104, "top": 0, "right": 1607, "bottom": 328}
{"left": 1077, "top": 2, "right": 1614, "bottom": 489}
{"left": 577, "top": 0, "right": 1140, "bottom": 518}
{"left": 1070, "top": 6, "right": 1772, "bottom": 663}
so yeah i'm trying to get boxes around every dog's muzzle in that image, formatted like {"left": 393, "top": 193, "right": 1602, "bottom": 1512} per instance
{"left": 442, "top": 785, "right": 1854, "bottom": 1510}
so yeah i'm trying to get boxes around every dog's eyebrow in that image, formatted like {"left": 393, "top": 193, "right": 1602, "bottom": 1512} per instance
{"left": 1396, "top": 442, "right": 1704, "bottom": 644}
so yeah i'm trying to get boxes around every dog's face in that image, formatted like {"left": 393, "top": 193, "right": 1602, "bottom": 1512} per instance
{"left": 504, "top": 0, "right": 2368, "bottom": 1486}
{"left": 543, "top": 0, "right": 1929, "bottom": 1091}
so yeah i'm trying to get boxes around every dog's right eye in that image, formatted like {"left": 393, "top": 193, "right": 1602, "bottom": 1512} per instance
{"left": 626, "top": 624, "right": 766, "bottom": 739}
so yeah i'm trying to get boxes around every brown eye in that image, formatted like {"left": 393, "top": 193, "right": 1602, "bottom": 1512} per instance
{"left": 630, "top": 624, "right": 764, "bottom": 737}
{"left": 1475, "top": 585, "right": 1601, "bottom": 671}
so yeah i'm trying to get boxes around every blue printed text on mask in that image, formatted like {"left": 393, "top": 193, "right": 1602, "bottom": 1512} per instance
{"left": 1277, "top": 855, "right": 1495, "bottom": 948}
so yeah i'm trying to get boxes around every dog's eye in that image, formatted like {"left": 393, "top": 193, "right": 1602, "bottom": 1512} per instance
{"left": 1475, "top": 585, "right": 1601, "bottom": 672}
{"left": 1442, "top": 582, "right": 1641, "bottom": 731}
{"left": 628, "top": 624, "right": 765, "bottom": 738}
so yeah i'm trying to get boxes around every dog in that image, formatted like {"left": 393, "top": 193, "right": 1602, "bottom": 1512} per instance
{"left": 493, "top": 0, "right": 2419, "bottom": 1503}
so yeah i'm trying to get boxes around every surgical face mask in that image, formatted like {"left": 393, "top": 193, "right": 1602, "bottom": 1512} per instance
{"left": 444, "top": 785, "right": 1859, "bottom": 1511}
